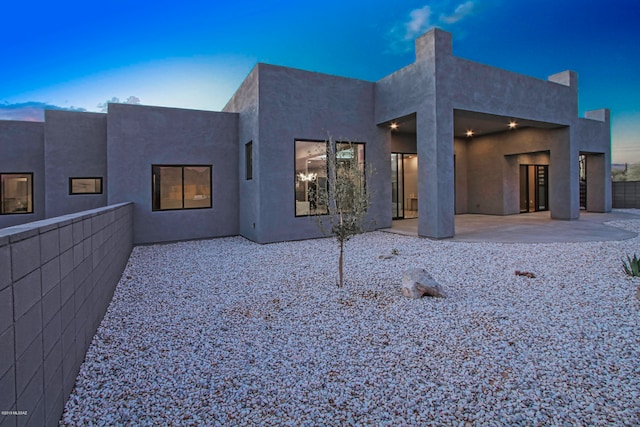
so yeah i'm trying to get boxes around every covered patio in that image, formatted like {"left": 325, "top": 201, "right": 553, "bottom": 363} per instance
{"left": 383, "top": 211, "right": 639, "bottom": 243}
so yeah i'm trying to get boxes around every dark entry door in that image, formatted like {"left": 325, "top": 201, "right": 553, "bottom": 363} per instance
{"left": 579, "top": 154, "right": 587, "bottom": 209}
{"left": 520, "top": 164, "right": 549, "bottom": 213}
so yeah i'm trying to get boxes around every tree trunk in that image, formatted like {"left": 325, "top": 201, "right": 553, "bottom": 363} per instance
{"left": 339, "top": 240, "right": 344, "bottom": 288}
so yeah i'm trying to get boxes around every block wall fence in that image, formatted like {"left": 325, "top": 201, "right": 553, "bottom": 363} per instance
{"left": 0, "top": 203, "right": 133, "bottom": 427}
{"left": 612, "top": 181, "right": 640, "bottom": 209}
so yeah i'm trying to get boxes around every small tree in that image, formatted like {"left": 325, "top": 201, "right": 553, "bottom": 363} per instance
{"left": 315, "top": 136, "right": 372, "bottom": 287}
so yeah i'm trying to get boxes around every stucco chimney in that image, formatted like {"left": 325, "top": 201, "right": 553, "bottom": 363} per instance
{"left": 415, "top": 28, "right": 452, "bottom": 61}
{"left": 585, "top": 108, "right": 610, "bottom": 122}
{"left": 548, "top": 70, "right": 578, "bottom": 90}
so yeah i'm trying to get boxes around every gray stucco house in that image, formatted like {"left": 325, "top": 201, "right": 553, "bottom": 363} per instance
{"left": 0, "top": 29, "right": 611, "bottom": 244}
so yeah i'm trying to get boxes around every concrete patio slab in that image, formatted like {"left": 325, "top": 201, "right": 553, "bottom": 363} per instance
{"left": 381, "top": 211, "right": 640, "bottom": 243}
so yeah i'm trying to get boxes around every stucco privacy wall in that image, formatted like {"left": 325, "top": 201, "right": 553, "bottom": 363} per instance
{"left": 106, "top": 104, "right": 239, "bottom": 244}
{"left": 0, "top": 121, "right": 45, "bottom": 229}
{"left": 44, "top": 110, "right": 108, "bottom": 218}
{"left": 0, "top": 203, "right": 132, "bottom": 427}
{"left": 253, "top": 63, "right": 388, "bottom": 243}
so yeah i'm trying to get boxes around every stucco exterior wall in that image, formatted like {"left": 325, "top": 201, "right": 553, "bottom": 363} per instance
{"left": 223, "top": 66, "right": 261, "bottom": 241}
{"left": 464, "top": 135, "right": 508, "bottom": 215}
{"left": 463, "top": 127, "right": 563, "bottom": 215}
{"left": 376, "top": 30, "right": 454, "bottom": 238}
{"left": 390, "top": 132, "right": 417, "bottom": 153}
{"left": 0, "top": 28, "right": 611, "bottom": 243}
{"left": 106, "top": 104, "right": 239, "bottom": 244}
{"left": 374, "top": 28, "right": 609, "bottom": 237}
{"left": 446, "top": 59, "right": 578, "bottom": 124}
{"left": 0, "top": 121, "right": 45, "bottom": 229}
{"left": 504, "top": 151, "right": 551, "bottom": 215}
{"left": 252, "top": 64, "right": 388, "bottom": 243}
{"left": 453, "top": 138, "right": 468, "bottom": 214}
{"left": 44, "top": 111, "right": 107, "bottom": 218}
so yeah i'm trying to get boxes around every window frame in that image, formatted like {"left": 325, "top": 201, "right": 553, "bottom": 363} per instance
{"left": 68, "top": 177, "right": 103, "bottom": 195}
{"left": 0, "top": 172, "right": 34, "bottom": 215}
{"left": 245, "top": 141, "right": 253, "bottom": 180}
{"left": 294, "top": 139, "right": 366, "bottom": 217}
{"left": 151, "top": 164, "right": 213, "bottom": 212}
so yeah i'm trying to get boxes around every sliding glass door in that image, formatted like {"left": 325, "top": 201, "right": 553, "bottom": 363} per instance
{"left": 391, "top": 154, "right": 404, "bottom": 219}
{"left": 519, "top": 164, "right": 548, "bottom": 213}
{"left": 391, "top": 153, "right": 418, "bottom": 219}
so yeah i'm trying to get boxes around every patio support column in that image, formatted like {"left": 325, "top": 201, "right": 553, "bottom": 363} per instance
{"left": 417, "top": 107, "right": 455, "bottom": 238}
{"left": 415, "top": 29, "right": 455, "bottom": 239}
{"left": 584, "top": 109, "right": 612, "bottom": 212}
{"left": 550, "top": 127, "right": 580, "bottom": 219}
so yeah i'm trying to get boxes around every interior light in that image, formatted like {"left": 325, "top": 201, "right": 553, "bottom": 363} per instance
{"left": 508, "top": 121, "right": 517, "bottom": 129}
{"left": 465, "top": 130, "right": 474, "bottom": 137}
{"left": 390, "top": 123, "right": 399, "bottom": 130}
{"left": 297, "top": 172, "right": 317, "bottom": 182}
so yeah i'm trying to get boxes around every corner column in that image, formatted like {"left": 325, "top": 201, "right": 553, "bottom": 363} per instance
{"left": 550, "top": 127, "right": 580, "bottom": 219}
{"left": 417, "top": 107, "right": 455, "bottom": 239}
{"left": 415, "top": 29, "right": 455, "bottom": 239}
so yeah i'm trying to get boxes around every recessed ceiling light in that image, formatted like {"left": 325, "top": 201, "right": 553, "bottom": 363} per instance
{"left": 508, "top": 121, "right": 518, "bottom": 129}
{"left": 390, "top": 122, "right": 399, "bottom": 130}
{"left": 466, "top": 130, "right": 474, "bottom": 137}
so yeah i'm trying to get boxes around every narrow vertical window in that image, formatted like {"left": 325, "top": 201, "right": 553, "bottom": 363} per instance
{"left": 152, "top": 165, "right": 212, "bottom": 211}
{"left": 245, "top": 141, "right": 253, "bottom": 180}
{"left": 0, "top": 173, "right": 34, "bottom": 214}
{"left": 335, "top": 142, "right": 366, "bottom": 212}
{"left": 295, "top": 140, "right": 328, "bottom": 216}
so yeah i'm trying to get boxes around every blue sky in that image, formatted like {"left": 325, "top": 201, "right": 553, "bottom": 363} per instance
{"left": 1, "top": 0, "right": 638, "bottom": 162}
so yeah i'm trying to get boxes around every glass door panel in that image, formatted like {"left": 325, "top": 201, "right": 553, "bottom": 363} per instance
{"left": 519, "top": 165, "right": 528, "bottom": 213}
{"left": 520, "top": 164, "right": 549, "bottom": 213}
{"left": 391, "top": 153, "right": 404, "bottom": 219}
{"left": 535, "top": 165, "right": 548, "bottom": 211}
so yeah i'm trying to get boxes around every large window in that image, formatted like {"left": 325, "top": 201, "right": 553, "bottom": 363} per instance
{"left": 69, "top": 177, "right": 103, "bottom": 195}
{"left": 1, "top": 173, "right": 33, "bottom": 214}
{"left": 152, "top": 165, "right": 212, "bottom": 211}
{"left": 294, "top": 140, "right": 365, "bottom": 216}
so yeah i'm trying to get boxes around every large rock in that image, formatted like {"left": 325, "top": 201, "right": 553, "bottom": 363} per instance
{"left": 401, "top": 268, "right": 446, "bottom": 298}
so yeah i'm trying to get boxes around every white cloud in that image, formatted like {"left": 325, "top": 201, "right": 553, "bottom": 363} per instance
{"left": 440, "top": 1, "right": 475, "bottom": 24}
{"left": 404, "top": 6, "right": 434, "bottom": 41}
{"left": 389, "top": 1, "right": 477, "bottom": 52}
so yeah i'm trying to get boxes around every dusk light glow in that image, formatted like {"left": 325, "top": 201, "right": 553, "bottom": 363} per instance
{"left": 1, "top": 0, "right": 638, "bottom": 162}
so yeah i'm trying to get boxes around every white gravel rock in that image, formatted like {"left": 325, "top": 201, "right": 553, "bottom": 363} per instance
{"left": 60, "top": 219, "right": 640, "bottom": 426}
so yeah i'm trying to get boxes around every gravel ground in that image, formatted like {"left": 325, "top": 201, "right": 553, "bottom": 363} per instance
{"left": 61, "top": 218, "right": 640, "bottom": 426}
